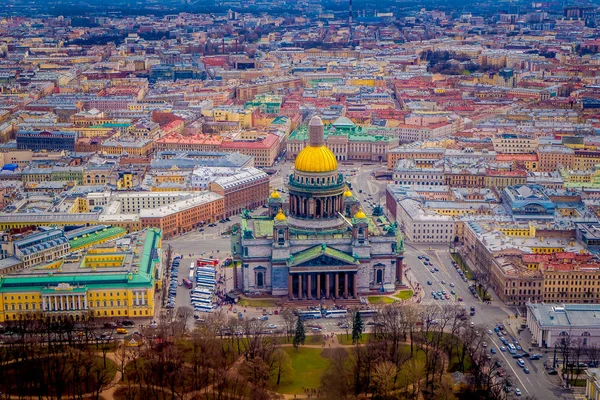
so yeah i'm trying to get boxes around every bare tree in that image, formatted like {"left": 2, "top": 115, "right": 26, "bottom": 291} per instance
{"left": 371, "top": 360, "right": 397, "bottom": 399}
{"left": 587, "top": 342, "right": 600, "bottom": 367}
{"left": 279, "top": 309, "right": 296, "bottom": 342}
{"left": 474, "top": 269, "right": 492, "bottom": 301}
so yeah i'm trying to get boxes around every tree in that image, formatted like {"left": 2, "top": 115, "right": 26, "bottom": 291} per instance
{"left": 279, "top": 309, "right": 296, "bottom": 342}
{"left": 474, "top": 269, "right": 492, "bottom": 301}
{"left": 270, "top": 348, "right": 292, "bottom": 386}
{"left": 371, "top": 361, "right": 397, "bottom": 399}
{"left": 293, "top": 318, "right": 305, "bottom": 351}
{"left": 352, "top": 312, "right": 364, "bottom": 345}
{"left": 319, "top": 348, "right": 353, "bottom": 400}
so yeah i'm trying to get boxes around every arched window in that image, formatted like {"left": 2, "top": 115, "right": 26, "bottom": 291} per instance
{"left": 376, "top": 269, "right": 383, "bottom": 284}
{"left": 582, "top": 332, "right": 591, "bottom": 336}
{"left": 559, "top": 331, "right": 569, "bottom": 336}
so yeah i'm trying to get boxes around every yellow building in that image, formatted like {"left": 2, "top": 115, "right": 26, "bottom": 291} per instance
{"left": 117, "top": 172, "right": 133, "bottom": 190}
{"left": 101, "top": 138, "right": 153, "bottom": 157}
{"left": 202, "top": 106, "right": 254, "bottom": 129}
{"left": 0, "top": 228, "right": 161, "bottom": 322}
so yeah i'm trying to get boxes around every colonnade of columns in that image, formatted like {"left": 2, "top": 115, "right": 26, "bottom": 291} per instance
{"left": 43, "top": 293, "right": 88, "bottom": 311}
{"left": 288, "top": 271, "right": 358, "bottom": 299}
{"left": 288, "top": 194, "right": 343, "bottom": 219}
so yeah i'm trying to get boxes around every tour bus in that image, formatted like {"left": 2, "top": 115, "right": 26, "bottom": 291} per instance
{"left": 191, "top": 297, "right": 212, "bottom": 305}
{"left": 358, "top": 309, "right": 378, "bottom": 318}
{"left": 297, "top": 310, "right": 322, "bottom": 320}
{"left": 193, "top": 288, "right": 213, "bottom": 295}
{"left": 196, "top": 278, "right": 216, "bottom": 285}
{"left": 196, "top": 271, "right": 216, "bottom": 279}
{"left": 507, "top": 344, "right": 516, "bottom": 354}
{"left": 182, "top": 279, "right": 193, "bottom": 289}
{"left": 195, "top": 283, "right": 215, "bottom": 291}
{"left": 324, "top": 309, "right": 348, "bottom": 318}
{"left": 194, "top": 304, "right": 216, "bottom": 313}
{"left": 196, "top": 266, "right": 216, "bottom": 273}
{"left": 191, "top": 291, "right": 212, "bottom": 299}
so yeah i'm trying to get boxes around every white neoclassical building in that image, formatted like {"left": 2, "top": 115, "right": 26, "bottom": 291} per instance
{"left": 527, "top": 303, "right": 600, "bottom": 348}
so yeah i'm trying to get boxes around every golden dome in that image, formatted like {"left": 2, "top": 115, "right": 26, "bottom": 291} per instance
{"left": 343, "top": 186, "right": 353, "bottom": 197}
{"left": 270, "top": 188, "right": 281, "bottom": 199}
{"left": 294, "top": 145, "right": 338, "bottom": 173}
{"left": 275, "top": 209, "right": 287, "bottom": 221}
{"left": 354, "top": 207, "right": 367, "bottom": 219}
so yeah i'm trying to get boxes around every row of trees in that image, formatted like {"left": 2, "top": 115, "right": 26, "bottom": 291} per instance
{"left": 318, "top": 303, "right": 535, "bottom": 400}
{"left": 0, "top": 302, "right": 545, "bottom": 400}
{"left": 555, "top": 333, "right": 600, "bottom": 387}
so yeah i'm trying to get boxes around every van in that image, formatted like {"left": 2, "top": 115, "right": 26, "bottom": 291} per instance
{"left": 116, "top": 328, "right": 128, "bottom": 334}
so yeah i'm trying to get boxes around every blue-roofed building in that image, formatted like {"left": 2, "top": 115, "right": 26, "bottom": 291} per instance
{"left": 502, "top": 184, "right": 555, "bottom": 220}
{"left": 13, "top": 227, "right": 70, "bottom": 269}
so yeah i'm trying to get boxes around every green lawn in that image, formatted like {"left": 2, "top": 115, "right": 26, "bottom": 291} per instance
{"left": 451, "top": 253, "right": 474, "bottom": 280}
{"left": 281, "top": 335, "right": 324, "bottom": 345}
{"left": 236, "top": 298, "right": 279, "bottom": 308}
{"left": 274, "top": 347, "right": 332, "bottom": 394}
{"left": 368, "top": 296, "right": 395, "bottom": 304}
{"left": 393, "top": 290, "right": 414, "bottom": 300}
{"left": 338, "top": 333, "right": 372, "bottom": 345}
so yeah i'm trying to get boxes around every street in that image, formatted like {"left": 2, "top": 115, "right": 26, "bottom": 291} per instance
{"left": 404, "top": 243, "right": 571, "bottom": 400}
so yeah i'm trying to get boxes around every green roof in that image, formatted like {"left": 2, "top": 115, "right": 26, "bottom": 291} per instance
{"left": 254, "top": 220, "right": 274, "bottom": 237}
{"left": 69, "top": 227, "right": 127, "bottom": 250}
{"left": 287, "top": 244, "right": 358, "bottom": 267}
{"left": 0, "top": 228, "right": 161, "bottom": 291}
{"left": 289, "top": 124, "right": 397, "bottom": 142}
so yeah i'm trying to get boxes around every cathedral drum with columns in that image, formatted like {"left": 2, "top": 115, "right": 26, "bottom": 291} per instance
{"left": 231, "top": 116, "right": 405, "bottom": 301}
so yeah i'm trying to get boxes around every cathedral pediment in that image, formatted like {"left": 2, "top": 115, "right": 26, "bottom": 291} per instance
{"left": 287, "top": 244, "right": 359, "bottom": 267}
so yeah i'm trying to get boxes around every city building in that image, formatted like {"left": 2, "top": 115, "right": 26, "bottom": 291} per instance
{"left": 16, "top": 130, "right": 77, "bottom": 151}
{"left": 502, "top": 185, "right": 556, "bottom": 220}
{"left": 286, "top": 117, "right": 398, "bottom": 162}
{"left": 0, "top": 228, "right": 162, "bottom": 322}
{"left": 527, "top": 303, "right": 600, "bottom": 348}
{"left": 394, "top": 198, "right": 456, "bottom": 243}
{"left": 231, "top": 116, "right": 404, "bottom": 300}
{"left": 209, "top": 168, "right": 269, "bottom": 217}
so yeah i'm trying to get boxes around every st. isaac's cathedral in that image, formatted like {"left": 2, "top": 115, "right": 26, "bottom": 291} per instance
{"left": 231, "top": 116, "right": 405, "bottom": 300}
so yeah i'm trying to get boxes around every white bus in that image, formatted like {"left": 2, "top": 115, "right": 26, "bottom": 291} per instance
{"left": 358, "top": 309, "right": 378, "bottom": 318}
{"left": 297, "top": 310, "right": 322, "bottom": 320}
{"left": 191, "top": 294, "right": 212, "bottom": 300}
{"left": 195, "top": 283, "right": 215, "bottom": 291}
{"left": 324, "top": 309, "right": 348, "bottom": 318}
{"left": 191, "top": 298, "right": 212, "bottom": 306}
{"left": 194, "top": 304, "right": 215, "bottom": 313}
{"left": 196, "top": 267, "right": 216, "bottom": 275}
{"left": 190, "top": 262, "right": 195, "bottom": 270}
{"left": 188, "top": 270, "right": 194, "bottom": 280}
{"left": 192, "top": 288, "right": 213, "bottom": 296}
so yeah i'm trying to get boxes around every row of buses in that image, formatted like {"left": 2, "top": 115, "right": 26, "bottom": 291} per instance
{"left": 296, "top": 309, "right": 378, "bottom": 320}
{"left": 189, "top": 259, "right": 219, "bottom": 313}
